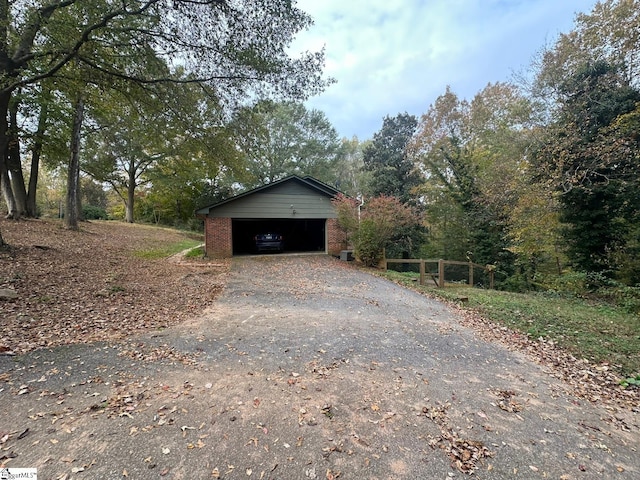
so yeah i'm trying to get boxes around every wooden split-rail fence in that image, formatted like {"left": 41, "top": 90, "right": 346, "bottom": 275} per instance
{"left": 383, "top": 258, "right": 495, "bottom": 289}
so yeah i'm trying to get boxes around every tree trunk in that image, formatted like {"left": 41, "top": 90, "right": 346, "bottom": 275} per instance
{"left": 7, "top": 96, "right": 27, "bottom": 217}
{"left": 77, "top": 175, "right": 84, "bottom": 221}
{"left": 0, "top": 152, "right": 17, "bottom": 218}
{"left": 65, "top": 96, "right": 84, "bottom": 230}
{"left": 26, "top": 144, "right": 41, "bottom": 217}
{"left": 27, "top": 96, "right": 49, "bottom": 217}
{"left": 0, "top": 91, "right": 18, "bottom": 219}
{"left": 125, "top": 169, "right": 135, "bottom": 223}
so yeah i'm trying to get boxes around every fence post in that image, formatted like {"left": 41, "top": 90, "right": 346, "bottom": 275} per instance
{"left": 469, "top": 262, "right": 474, "bottom": 287}
{"left": 438, "top": 259, "right": 444, "bottom": 288}
{"left": 489, "top": 270, "right": 494, "bottom": 289}
{"left": 419, "top": 260, "right": 425, "bottom": 286}
{"left": 379, "top": 248, "right": 387, "bottom": 270}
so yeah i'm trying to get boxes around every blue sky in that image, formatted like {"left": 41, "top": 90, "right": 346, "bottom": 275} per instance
{"left": 291, "top": 0, "right": 600, "bottom": 140}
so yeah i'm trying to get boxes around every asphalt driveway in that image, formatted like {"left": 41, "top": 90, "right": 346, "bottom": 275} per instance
{"left": 1, "top": 255, "right": 638, "bottom": 479}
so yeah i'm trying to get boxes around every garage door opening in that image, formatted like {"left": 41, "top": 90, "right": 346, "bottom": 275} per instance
{"left": 232, "top": 219, "right": 326, "bottom": 255}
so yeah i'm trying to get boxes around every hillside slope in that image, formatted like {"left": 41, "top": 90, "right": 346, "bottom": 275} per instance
{"left": 0, "top": 219, "right": 228, "bottom": 354}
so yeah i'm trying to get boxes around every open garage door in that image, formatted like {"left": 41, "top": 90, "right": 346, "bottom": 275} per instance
{"left": 232, "top": 219, "right": 326, "bottom": 255}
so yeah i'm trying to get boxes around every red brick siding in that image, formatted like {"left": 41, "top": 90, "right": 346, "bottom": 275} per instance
{"left": 327, "top": 218, "right": 348, "bottom": 256}
{"left": 205, "top": 217, "right": 233, "bottom": 258}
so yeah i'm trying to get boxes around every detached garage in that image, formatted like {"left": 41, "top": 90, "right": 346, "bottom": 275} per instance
{"left": 196, "top": 175, "right": 348, "bottom": 258}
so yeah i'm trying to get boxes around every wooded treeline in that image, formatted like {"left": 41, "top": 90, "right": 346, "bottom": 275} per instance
{"left": 0, "top": 0, "right": 329, "bottom": 238}
{"left": 340, "top": 0, "right": 640, "bottom": 290}
{"left": 2, "top": 0, "right": 639, "bottom": 290}
{"left": 418, "top": 0, "right": 640, "bottom": 289}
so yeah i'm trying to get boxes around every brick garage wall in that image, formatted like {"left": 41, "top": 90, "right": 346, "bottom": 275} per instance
{"left": 326, "top": 218, "right": 348, "bottom": 256}
{"left": 206, "top": 216, "right": 345, "bottom": 258}
{"left": 205, "top": 217, "right": 233, "bottom": 258}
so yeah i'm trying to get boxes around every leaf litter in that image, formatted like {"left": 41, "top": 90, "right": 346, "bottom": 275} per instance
{"left": 0, "top": 218, "right": 228, "bottom": 355}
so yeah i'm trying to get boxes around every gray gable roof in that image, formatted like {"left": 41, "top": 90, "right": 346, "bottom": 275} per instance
{"left": 195, "top": 175, "right": 342, "bottom": 216}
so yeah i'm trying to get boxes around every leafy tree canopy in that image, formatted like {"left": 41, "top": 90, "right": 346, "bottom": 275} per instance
{"left": 0, "top": 0, "right": 331, "bottom": 241}
{"left": 1, "top": 0, "right": 329, "bottom": 101}
{"left": 537, "top": 61, "right": 640, "bottom": 274}
{"left": 362, "top": 113, "right": 419, "bottom": 204}
{"left": 231, "top": 100, "right": 342, "bottom": 187}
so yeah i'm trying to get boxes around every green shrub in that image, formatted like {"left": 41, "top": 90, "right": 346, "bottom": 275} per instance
{"left": 334, "top": 194, "right": 426, "bottom": 267}
{"left": 83, "top": 204, "right": 109, "bottom": 220}
{"left": 620, "top": 374, "right": 640, "bottom": 389}
{"left": 534, "top": 271, "right": 640, "bottom": 313}
{"left": 500, "top": 272, "right": 532, "bottom": 293}
{"left": 354, "top": 219, "right": 385, "bottom": 267}
{"left": 596, "top": 283, "right": 640, "bottom": 314}
{"left": 534, "top": 271, "right": 585, "bottom": 294}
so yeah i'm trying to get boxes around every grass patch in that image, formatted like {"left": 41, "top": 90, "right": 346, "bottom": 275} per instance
{"left": 184, "top": 245, "right": 205, "bottom": 258}
{"left": 381, "top": 270, "right": 640, "bottom": 377}
{"left": 133, "top": 239, "right": 202, "bottom": 259}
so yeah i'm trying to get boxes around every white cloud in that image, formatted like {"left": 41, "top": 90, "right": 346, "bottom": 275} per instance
{"left": 291, "top": 0, "right": 599, "bottom": 140}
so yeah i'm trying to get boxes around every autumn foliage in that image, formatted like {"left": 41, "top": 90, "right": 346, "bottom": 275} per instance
{"left": 333, "top": 194, "right": 424, "bottom": 267}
